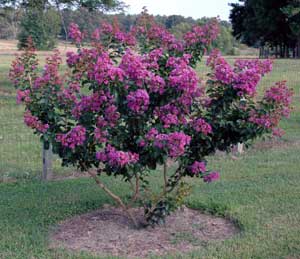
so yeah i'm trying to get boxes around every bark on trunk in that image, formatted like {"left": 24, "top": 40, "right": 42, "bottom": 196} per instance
{"left": 87, "top": 170, "right": 139, "bottom": 228}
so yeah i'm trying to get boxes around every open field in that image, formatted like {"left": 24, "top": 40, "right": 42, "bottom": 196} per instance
{"left": 0, "top": 44, "right": 300, "bottom": 258}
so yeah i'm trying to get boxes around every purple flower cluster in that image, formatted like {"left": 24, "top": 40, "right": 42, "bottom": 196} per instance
{"left": 192, "top": 118, "right": 212, "bottom": 135}
{"left": 206, "top": 49, "right": 221, "bottom": 68}
{"left": 69, "top": 23, "right": 84, "bottom": 44}
{"left": 92, "top": 52, "right": 124, "bottom": 85}
{"left": 66, "top": 48, "right": 99, "bottom": 83}
{"left": 264, "top": 81, "right": 293, "bottom": 110}
{"left": 56, "top": 125, "right": 86, "bottom": 149}
{"left": 168, "top": 55, "right": 199, "bottom": 94}
{"left": 233, "top": 69, "right": 261, "bottom": 96}
{"left": 104, "top": 105, "right": 120, "bottom": 126}
{"left": 143, "top": 48, "right": 163, "bottom": 70}
{"left": 127, "top": 89, "right": 150, "bottom": 114}
{"left": 207, "top": 49, "right": 273, "bottom": 96}
{"left": 249, "top": 112, "right": 273, "bottom": 128}
{"left": 9, "top": 62, "right": 25, "bottom": 86}
{"left": 184, "top": 19, "right": 219, "bottom": 46}
{"left": 145, "top": 128, "right": 158, "bottom": 141}
{"left": 214, "top": 58, "right": 235, "bottom": 84}
{"left": 71, "top": 91, "right": 112, "bottom": 118}
{"left": 147, "top": 74, "right": 166, "bottom": 94}
{"left": 60, "top": 88, "right": 77, "bottom": 104}
{"left": 189, "top": 161, "right": 206, "bottom": 174}
{"left": 234, "top": 59, "right": 273, "bottom": 76}
{"left": 24, "top": 111, "right": 49, "bottom": 133}
{"left": 134, "top": 14, "right": 219, "bottom": 52}
{"left": 16, "top": 89, "right": 31, "bottom": 104}
{"left": 34, "top": 50, "right": 62, "bottom": 89}
{"left": 249, "top": 81, "right": 293, "bottom": 135}
{"left": 154, "top": 104, "right": 186, "bottom": 128}
{"left": 147, "top": 24, "right": 181, "bottom": 50}
{"left": 96, "top": 145, "right": 139, "bottom": 168}
{"left": 95, "top": 22, "right": 136, "bottom": 46}
{"left": 66, "top": 51, "right": 80, "bottom": 67}
{"left": 203, "top": 172, "right": 220, "bottom": 182}
{"left": 94, "top": 128, "right": 108, "bottom": 143}
{"left": 272, "top": 128, "right": 285, "bottom": 137}
{"left": 154, "top": 132, "right": 191, "bottom": 158}
{"left": 120, "top": 50, "right": 150, "bottom": 87}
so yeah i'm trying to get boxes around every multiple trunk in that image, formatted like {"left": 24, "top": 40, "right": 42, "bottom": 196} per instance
{"left": 259, "top": 41, "right": 300, "bottom": 58}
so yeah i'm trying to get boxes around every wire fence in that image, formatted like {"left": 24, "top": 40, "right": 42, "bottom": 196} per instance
{"left": 0, "top": 96, "right": 74, "bottom": 181}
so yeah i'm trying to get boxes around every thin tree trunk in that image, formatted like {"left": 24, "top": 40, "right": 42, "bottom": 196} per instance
{"left": 163, "top": 162, "right": 168, "bottom": 196}
{"left": 296, "top": 44, "right": 299, "bottom": 59}
{"left": 87, "top": 170, "right": 139, "bottom": 228}
{"left": 55, "top": 0, "right": 68, "bottom": 41}
{"left": 280, "top": 44, "right": 282, "bottom": 58}
{"left": 293, "top": 45, "right": 295, "bottom": 58}
{"left": 285, "top": 44, "right": 289, "bottom": 58}
{"left": 42, "top": 142, "right": 53, "bottom": 180}
{"left": 259, "top": 47, "right": 263, "bottom": 59}
{"left": 11, "top": 8, "right": 18, "bottom": 39}
{"left": 131, "top": 176, "right": 140, "bottom": 202}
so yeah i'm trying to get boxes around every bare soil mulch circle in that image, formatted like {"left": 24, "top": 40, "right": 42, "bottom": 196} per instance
{"left": 50, "top": 206, "right": 239, "bottom": 258}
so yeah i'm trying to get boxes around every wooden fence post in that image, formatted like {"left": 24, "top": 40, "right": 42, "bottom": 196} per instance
{"left": 42, "top": 142, "right": 53, "bottom": 180}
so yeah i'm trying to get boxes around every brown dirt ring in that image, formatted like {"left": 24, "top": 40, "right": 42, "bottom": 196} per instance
{"left": 50, "top": 206, "right": 239, "bottom": 258}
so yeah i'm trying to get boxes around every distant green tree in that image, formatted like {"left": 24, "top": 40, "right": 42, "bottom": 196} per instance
{"left": 165, "top": 15, "right": 186, "bottom": 29}
{"left": 18, "top": 7, "right": 60, "bottom": 50}
{"left": 61, "top": 7, "right": 104, "bottom": 40}
{"left": 1, "top": 0, "right": 125, "bottom": 46}
{"left": 229, "top": 0, "right": 295, "bottom": 53}
{"left": 0, "top": 0, "right": 125, "bottom": 10}
{"left": 213, "top": 26, "right": 232, "bottom": 54}
{"left": 0, "top": 6, "right": 22, "bottom": 39}
{"left": 197, "top": 18, "right": 238, "bottom": 55}
{"left": 212, "top": 21, "right": 239, "bottom": 55}
{"left": 282, "top": 1, "right": 300, "bottom": 48}
{"left": 53, "top": 0, "right": 126, "bottom": 40}
{"left": 170, "top": 22, "right": 192, "bottom": 39}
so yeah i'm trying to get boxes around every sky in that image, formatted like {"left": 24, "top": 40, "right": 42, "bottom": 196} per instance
{"left": 123, "top": 0, "right": 240, "bottom": 21}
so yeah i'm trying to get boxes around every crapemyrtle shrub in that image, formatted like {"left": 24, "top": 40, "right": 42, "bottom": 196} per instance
{"left": 10, "top": 11, "right": 293, "bottom": 227}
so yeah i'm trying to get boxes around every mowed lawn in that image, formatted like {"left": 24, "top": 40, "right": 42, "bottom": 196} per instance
{"left": 0, "top": 49, "right": 300, "bottom": 259}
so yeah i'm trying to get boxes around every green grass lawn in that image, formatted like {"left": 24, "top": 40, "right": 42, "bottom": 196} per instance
{"left": 0, "top": 52, "right": 300, "bottom": 258}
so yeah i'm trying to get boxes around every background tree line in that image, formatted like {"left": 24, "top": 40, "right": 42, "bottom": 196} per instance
{"left": 230, "top": 0, "right": 300, "bottom": 58}
{"left": 0, "top": 0, "right": 125, "bottom": 49}
{"left": 0, "top": 0, "right": 240, "bottom": 54}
